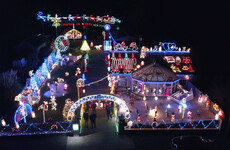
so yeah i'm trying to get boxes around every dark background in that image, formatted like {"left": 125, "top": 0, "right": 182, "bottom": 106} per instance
{"left": 0, "top": 0, "right": 230, "bottom": 121}
{"left": 1, "top": 0, "right": 229, "bottom": 74}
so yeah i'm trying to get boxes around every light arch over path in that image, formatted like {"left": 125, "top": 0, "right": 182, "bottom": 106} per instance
{"left": 67, "top": 94, "right": 130, "bottom": 121}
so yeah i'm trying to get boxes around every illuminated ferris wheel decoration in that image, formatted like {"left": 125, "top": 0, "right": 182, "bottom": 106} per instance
{"left": 55, "top": 35, "right": 70, "bottom": 52}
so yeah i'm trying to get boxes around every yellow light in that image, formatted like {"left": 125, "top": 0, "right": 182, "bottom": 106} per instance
{"left": 143, "top": 96, "right": 146, "bottom": 101}
{"left": 68, "top": 53, "right": 72, "bottom": 56}
{"left": 213, "top": 103, "right": 219, "bottom": 111}
{"left": 137, "top": 65, "right": 140, "bottom": 68}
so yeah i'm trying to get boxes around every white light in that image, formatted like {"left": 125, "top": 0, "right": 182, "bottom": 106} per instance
{"left": 64, "top": 84, "right": 68, "bottom": 90}
{"left": 31, "top": 111, "right": 36, "bottom": 118}
{"left": 119, "top": 107, "right": 126, "bottom": 113}
{"left": 1, "top": 119, "right": 6, "bottom": 126}
{"left": 149, "top": 109, "right": 156, "bottom": 116}
{"left": 107, "top": 67, "right": 111, "bottom": 71}
{"left": 83, "top": 89, "right": 85, "bottom": 93}
{"left": 167, "top": 104, "right": 171, "bottom": 108}
{"left": 178, "top": 105, "right": 182, "bottom": 113}
{"left": 47, "top": 72, "right": 51, "bottom": 79}
{"left": 167, "top": 96, "right": 170, "bottom": 100}
{"left": 141, "top": 61, "right": 144, "bottom": 66}
{"left": 143, "top": 96, "right": 146, "bottom": 101}
{"left": 19, "top": 101, "right": 23, "bottom": 105}
{"left": 73, "top": 124, "right": 79, "bottom": 131}
{"left": 100, "top": 102, "right": 103, "bottom": 108}
{"left": 127, "top": 121, "right": 133, "bottom": 127}
{"left": 198, "top": 96, "right": 203, "bottom": 103}
{"left": 154, "top": 96, "right": 158, "bottom": 101}
{"left": 16, "top": 123, "right": 20, "bottom": 129}
{"left": 215, "top": 114, "right": 219, "bottom": 120}
{"left": 182, "top": 104, "right": 187, "bottom": 108}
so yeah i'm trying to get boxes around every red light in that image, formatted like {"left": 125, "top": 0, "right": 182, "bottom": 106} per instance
{"left": 219, "top": 110, "right": 224, "bottom": 117}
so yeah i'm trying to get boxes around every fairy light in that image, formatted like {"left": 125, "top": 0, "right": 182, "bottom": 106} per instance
{"left": 31, "top": 111, "right": 36, "bottom": 118}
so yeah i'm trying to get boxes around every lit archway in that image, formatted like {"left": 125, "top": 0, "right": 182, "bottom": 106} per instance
{"left": 67, "top": 94, "right": 130, "bottom": 121}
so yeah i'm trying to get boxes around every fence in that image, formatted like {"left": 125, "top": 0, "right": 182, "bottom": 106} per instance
{"left": 0, "top": 121, "right": 73, "bottom": 137}
{"left": 124, "top": 119, "right": 222, "bottom": 130}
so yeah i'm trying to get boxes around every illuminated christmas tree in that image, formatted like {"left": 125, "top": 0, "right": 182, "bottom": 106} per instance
{"left": 41, "top": 62, "right": 48, "bottom": 76}
{"left": 48, "top": 54, "right": 53, "bottom": 68}
{"left": 80, "top": 40, "right": 91, "bottom": 51}
{"left": 30, "top": 76, "right": 38, "bottom": 89}
{"left": 52, "top": 53, "right": 57, "bottom": 64}
{"left": 44, "top": 58, "right": 50, "bottom": 70}
{"left": 56, "top": 49, "right": 62, "bottom": 60}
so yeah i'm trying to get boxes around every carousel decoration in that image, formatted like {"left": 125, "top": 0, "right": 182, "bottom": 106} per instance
{"left": 55, "top": 35, "right": 70, "bottom": 52}
{"left": 65, "top": 29, "right": 82, "bottom": 39}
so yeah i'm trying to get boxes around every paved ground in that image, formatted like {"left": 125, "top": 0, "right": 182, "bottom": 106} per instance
{"left": 67, "top": 108, "right": 136, "bottom": 150}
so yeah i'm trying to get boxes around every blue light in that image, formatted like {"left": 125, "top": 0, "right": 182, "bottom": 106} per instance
{"left": 162, "top": 42, "right": 177, "bottom": 51}
{"left": 105, "top": 50, "right": 139, "bottom": 53}
{"left": 82, "top": 73, "right": 86, "bottom": 81}
{"left": 14, "top": 103, "right": 32, "bottom": 125}
{"left": 145, "top": 51, "right": 190, "bottom": 54}
{"left": 167, "top": 104, "right": 171, "bottom": 108}
{"left": 37, "top": 11, "right": 46, "bottom": 22}
{"left": 104, "top": 24, "right": 111, "bottom": 31}
{"left": 104, "top": 41, "right": 111, "bottom": 50}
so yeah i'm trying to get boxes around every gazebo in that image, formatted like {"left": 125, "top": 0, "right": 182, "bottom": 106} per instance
{"left": 131, "top": 62, "right": 180, "bottom": 97}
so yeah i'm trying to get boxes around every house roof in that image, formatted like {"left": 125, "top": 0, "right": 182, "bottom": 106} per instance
{"left": 132, "top": 61, "right": 179, "bottom": 82}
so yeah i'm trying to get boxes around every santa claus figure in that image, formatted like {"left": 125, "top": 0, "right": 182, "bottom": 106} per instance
{"left": 187, "top": 110, "right": 192, "bottom": 119}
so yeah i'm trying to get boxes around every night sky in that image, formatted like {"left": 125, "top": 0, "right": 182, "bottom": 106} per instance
{"left": 1, "top": 0, "right": 230, "bottom": 92}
